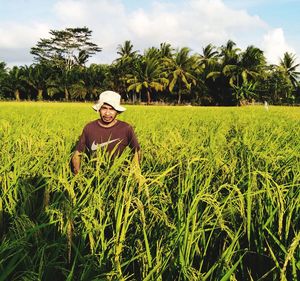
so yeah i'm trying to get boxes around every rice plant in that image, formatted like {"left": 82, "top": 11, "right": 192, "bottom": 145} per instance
{"left": 0, "top": 102, "right": 299, "bottom": 280}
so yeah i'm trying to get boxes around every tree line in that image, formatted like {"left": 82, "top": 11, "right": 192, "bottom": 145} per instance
{"left": 0, "top": 27, "right": 299, "bottom": 105}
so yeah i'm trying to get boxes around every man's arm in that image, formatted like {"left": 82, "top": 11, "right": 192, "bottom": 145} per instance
{"left": 72, "top": 150, "right": 81, "bottom": 175}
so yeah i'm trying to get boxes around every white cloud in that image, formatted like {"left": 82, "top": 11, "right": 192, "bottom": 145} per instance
{"left": 176, "top": 0, "right": 267, "bottom": 48}
{"left": 127, "top": 5, "right": 182, "bottom": 48}
{"left": 0, "top": 0, "right": 298, "bottom": 66}
{"left": 0, "top": 22, "right": 49, "bottom": 48}
{"left": 126, "top": 0, "right": 268, "bottom": 54}
{"left": 54, "top": 0, "right": 88, "bottom": 22}
{"left": 52, "top": 0, "right": 132, "bottom": 62}
{"left": 262, "top": 28, "right": 296, "bottom": 64}
{"left": 53, "top": 0, "right": 126, "bottom": 24}
{"left": 0, "top": 21, "right": 50, "bottom": 66}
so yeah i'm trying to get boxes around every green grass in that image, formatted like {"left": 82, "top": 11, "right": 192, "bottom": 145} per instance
{"left": 0, "top": 101, "right": 300, "bottom": 280}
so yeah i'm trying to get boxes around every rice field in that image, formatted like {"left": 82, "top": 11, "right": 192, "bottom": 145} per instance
{"left": 0, "top": 101, "right": 300, "bottom": 280}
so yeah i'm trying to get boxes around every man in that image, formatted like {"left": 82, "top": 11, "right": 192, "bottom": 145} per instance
{"left": 72, "top": 90, "right": 140, "bottom": 174}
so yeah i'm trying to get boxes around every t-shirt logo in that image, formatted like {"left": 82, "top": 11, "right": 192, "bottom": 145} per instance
{"left": 91, "top": 139, "right": 120, "bottom": 151}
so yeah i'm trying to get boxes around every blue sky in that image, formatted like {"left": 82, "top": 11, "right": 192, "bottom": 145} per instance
{"left": 0, "top": 0, "right": 299, "bottom": 67}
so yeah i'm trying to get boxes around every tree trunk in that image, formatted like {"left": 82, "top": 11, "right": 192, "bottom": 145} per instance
{"left": 64, "top": 87, "right": 69, "bottom": 101}
{"left": 132, "top": 91, "right": 136, "bottom": 103}
{"left": 91, "top": 88, "right": 98, "bottom": 100}
{"left": 146, "top": 90, "right": 151, "bottom": 104}
{"left": 37, "top": 89, "right": 43, "bottom": 101}
{"left": 15, "top": 89, "right": 20, "bottom": 101}
{"left": 177, "top": 91, "right": 182, "bottom": 104}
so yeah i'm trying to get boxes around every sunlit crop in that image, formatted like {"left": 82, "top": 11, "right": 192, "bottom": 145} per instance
{"left": 0, "top": 102, "right": 299, "bottom": 280}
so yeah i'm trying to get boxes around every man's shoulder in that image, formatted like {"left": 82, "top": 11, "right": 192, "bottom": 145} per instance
{"left": 117, "top": 120, "right": 131, "bottom": 127}
{"left": 83, "top": 119, "right": 98, "bottom": 130}
{"left": 116, "top": 120, "right": 133, "bottom": 130}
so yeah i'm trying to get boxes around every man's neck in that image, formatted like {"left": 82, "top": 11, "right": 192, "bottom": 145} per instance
{"left": 98, "top": 119, "right": 118, "bottom": 128}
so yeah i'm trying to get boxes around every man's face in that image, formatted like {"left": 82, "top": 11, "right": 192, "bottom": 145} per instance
{"left": 99, "top": 103, "right": 118, "bottom": 124}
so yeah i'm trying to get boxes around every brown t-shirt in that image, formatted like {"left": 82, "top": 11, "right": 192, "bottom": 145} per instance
{"left": 75, "top": 119, "right": 140, "bottom": 157}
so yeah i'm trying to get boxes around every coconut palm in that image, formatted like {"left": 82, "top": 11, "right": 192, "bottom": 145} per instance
{"left": 220, "top": 39, "right": 240, "bottom": 65}
{"left": 127, "top": 57, "right": 168, "bottom": 104}
{"left": 116, "top": 40, "right": 138, "bottom": 60}
{"left": 224, "top": 45, "right": 266, "bottom": 84}
{"left": 207, "top": 40, "right": 257, "bottom": 105}
{"left": 143, "top": 46, "right": 160, "bottom": 60}
{"left": 196, "top": 44, "right": 220, "bottom": 104}
{"left": 164, "top": 47, "right": 197, "bottom": 104}
{"left": 259, "top": 64, "right": 294, "bottom": 104}
{"left": 279, "top": 52, "right": 300, "bottom": 88}
{"left": 199, "top": 43, "right": 220, "bottom": 70}
{"left": 206, "top": 40, "right": 240, "bottom": 82}
{"left": 222, "top": 45, "right": 266, "bottom": 104}
{"left": 113, "top": 41, "right": 140, "bottom": 100}
{"left": 159, "top": 42, "right": 174, "bottom": 59}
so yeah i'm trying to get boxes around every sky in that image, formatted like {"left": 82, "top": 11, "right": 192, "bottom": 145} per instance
{"left": 0, "top": 0, "right": 299, "bottom": 68}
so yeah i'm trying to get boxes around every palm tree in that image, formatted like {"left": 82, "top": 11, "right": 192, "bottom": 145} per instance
{"left": 220, "top": 40, "right": 240, "bottom": 65}
{"left": 67, "top": 66, "right": 87, "bottom": 100}
{"left": 199, "top": 43, "right": 220, "bottom": 69}
{"left": 222, "top": 45, "right": 267, "bottom": 104}
{"left": 75, "top": 50, "right": 90, "bottom": 67}
{"left": 48, "top": 65, "right": 73, "bottom": 100}
{"left": 279, "top": 52, "right": 300, "bottom": 88}
{"left": 113, "top": 40, "right": 140, "bottom": 100}
{"left": 127, "top": 57, "right": 168, "bottom": 104}
{"left": 164, "top": 47, "right": 197, "bottom": 104}
{"left": 144, "top": 46, "right": 160, "bottom": 60}
{"left": 116, "top": 40, "right": 138, "bottom": 60}
{"left": 0, "top": 62, "right": 8, "bottom": 99}
{"left": 196, "top": 44, "right": 220, "bottom": 104}
{"left": 23, "top": 64, "right": 52, "bottom": 100}
{"left": 206, "top": 40, "right": 241, "bottom": 105}
{"left": 5, "top": 66, "right": 26, "bottom": 100}
{"left": 82, "top": 64, "right": 109, "bottom": 100}
{"left": 159, "top": 42, "right": 174, "bottom": 59}
{"left": 261, "top": 65, "right": 293, "bottom": 103}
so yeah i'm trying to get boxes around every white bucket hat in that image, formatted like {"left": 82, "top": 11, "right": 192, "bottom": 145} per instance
{"left": 92, "top": 91, "right": 126, "bottom": 112}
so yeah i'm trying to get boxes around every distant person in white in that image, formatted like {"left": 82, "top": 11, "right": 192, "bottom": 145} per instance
{"left": 72, "top": 91, "right": 140, "bottom": 174}
{"left": 264, "top": 101, "right": 269, "bottom": 111}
